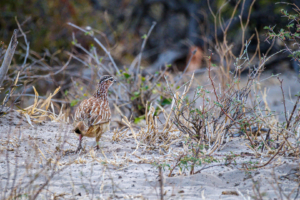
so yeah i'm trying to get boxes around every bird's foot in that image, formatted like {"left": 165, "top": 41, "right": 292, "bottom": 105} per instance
{"left": 75, "top": 145, "right": 82, "bottom": 154}
{"left": 75, "top": 135, "right": 83, "bottom": 153}
{"left": 93, "top": 144, "right": 100, "bottom": 151}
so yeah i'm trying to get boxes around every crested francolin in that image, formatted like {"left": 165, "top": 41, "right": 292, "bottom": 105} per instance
{"left": 74, "top": 75, "right": 115, "bottom": 152}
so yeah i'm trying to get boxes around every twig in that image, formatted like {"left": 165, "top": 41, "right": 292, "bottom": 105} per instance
{"left": 294, "top": 184, "right": 300, "bottom": 200}
{"left": 261, "top": 129, "right": 271, "bottom": 153}
{"left": 277, "top": 77, "right": 288, "bottom": 123}
{"left": 168, "top": 154, "right": 185, "bottom": 177}
{"left": 207, "top": 53, "right": 235, "bottom": 122}
{"left": 17, "top": 55, "right": 72, "bottom": 79}
{"left": 286, "top": 95, "right": 300, "bottom": 129}
{"left": 68, "top": 22, "right": 120, "bottom": 74}
{"left": 255, "top": 141, "right": 285, "bottom": 168}
{"left": 174, "top": 49, "right": 196, "bottom": 87}
{"left": 239, "top": 0, "right": 256, "bottom": 57}
{"left": 10, "top": 94, "right": 69, "bottom": 104}
{"left": 135, "top": 21, "right": 156, "bottom": 78}
{"left": 194, "top": 163, "right": 226, "bottom": 174}
{"left": 15, "top": 17, "right": 30, "bottom": 70}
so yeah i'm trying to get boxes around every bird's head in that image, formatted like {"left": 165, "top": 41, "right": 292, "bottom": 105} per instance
{"left": 98, "top": 75, "right": 116, "bottom": 88}
{"left": 94, "top": 75, "right": 116, "bottom": 98}
{"left": 98, "top": 75, "right": 116, "bottom": 92}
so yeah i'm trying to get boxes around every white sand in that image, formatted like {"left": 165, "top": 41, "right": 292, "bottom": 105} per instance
{"left": 1, "top": 109, "right": 299, "bottom": 199}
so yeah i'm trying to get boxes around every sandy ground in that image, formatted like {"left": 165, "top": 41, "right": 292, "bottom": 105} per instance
{"left": 0, "top": 109, "right": 299, "bottom": 200}
{"left": 1, "top": 71, "right": 300, "bottom": 199}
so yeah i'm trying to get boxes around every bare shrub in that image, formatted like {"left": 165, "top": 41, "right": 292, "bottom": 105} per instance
{"left": 160, "top": 0, "right": 300, "bottom": 176}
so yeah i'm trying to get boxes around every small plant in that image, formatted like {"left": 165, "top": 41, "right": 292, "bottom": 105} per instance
{"left": 265, "top": 4, "right": 300, "bottom": 72}
{"left": 153, "top": 141, "right": 220, "bottom": 176}
{"left": 116, "top": 66, "right": 170, "bottom": 117}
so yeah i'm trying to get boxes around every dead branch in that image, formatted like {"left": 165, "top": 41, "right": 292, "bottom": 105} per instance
{"left": 0, "top": 29, "right": 18, "bottom": 87}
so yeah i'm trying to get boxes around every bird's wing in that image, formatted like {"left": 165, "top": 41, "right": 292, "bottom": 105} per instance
{"left": 74, "top": 98, "right": 111, "bottom": 127}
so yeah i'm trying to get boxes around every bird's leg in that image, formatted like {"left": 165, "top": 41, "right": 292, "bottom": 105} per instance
{"left": 95, "top": 143, "right": 100, "bottom": 150}
{"left": 75, "top": 134, "right": 83, "bottom": 153}
{"left": 95, "top": 134, "right": 102, "bottom": 151}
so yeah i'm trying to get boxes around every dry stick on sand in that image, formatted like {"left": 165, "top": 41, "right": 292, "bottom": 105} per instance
{"left": 0, "top": 29, "right": 18, "bottom": 87}
{"left": 158, "top": 166, "right": 164, "bottom": 200}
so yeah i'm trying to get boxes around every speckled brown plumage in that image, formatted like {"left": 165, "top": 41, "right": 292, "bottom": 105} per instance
{"left": 74, "top": 75, "right": 115, "bottom": 152}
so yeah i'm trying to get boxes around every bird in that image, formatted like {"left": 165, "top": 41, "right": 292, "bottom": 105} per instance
{"left": 73, "top": 75, "right": 116, "bottom": 152}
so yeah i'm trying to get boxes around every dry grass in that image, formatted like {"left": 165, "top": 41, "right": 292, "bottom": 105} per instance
{"left": 16, "top": 86, "right": 69, "bottom": 125}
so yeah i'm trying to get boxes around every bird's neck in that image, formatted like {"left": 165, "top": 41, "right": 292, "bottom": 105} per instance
{"left": 94, "top": 84, "right": 108, "bottom": 100}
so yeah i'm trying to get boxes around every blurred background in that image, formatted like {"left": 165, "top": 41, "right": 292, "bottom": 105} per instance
{"left": 1, "top": 0, "right": 300, "bottom": 70}
{"left": 1, "top": 0, "right": 300, "bottom": 120}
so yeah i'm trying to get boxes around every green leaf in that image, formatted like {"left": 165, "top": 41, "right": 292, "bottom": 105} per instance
{"left": 134, "top": 115, "right": 145, "bottom": 124}
{"left": 130, "top": 96, "right": 138, "bottom": 101}
{"left": 142, "top": 34, "right": 147, "bottom": 39}
{"left": 214, "top": 101, "right": 223, "bottom": 108}
{"left": 138, "top": 104, "right": 143, "bottom": 110}
{"left": 160, "top": 98, "right": 172, "bottom": 106}
{"left": 71, "top": 99, "right": 79, "bottom": 107}
{"left": 263, "top": 26, "right": 270, "bottom": 30}
{"left": 284, "top": 33, "right": 291, "bottom": 39}
{"left": 133, "top": 91, "right": 140, "bottom": 96}
{"left": 166, "top": 64, "right": 172, "bottom": 68}
{"left": 123, "top": 73, "right": 131, "bottom": 79}
{"left": 143, "top": 86, "right": 149, "bottom": 90}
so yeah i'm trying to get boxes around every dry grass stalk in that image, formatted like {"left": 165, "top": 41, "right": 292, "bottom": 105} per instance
{"left": 123, "top": 104, "right": 180, "bottom": 155}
